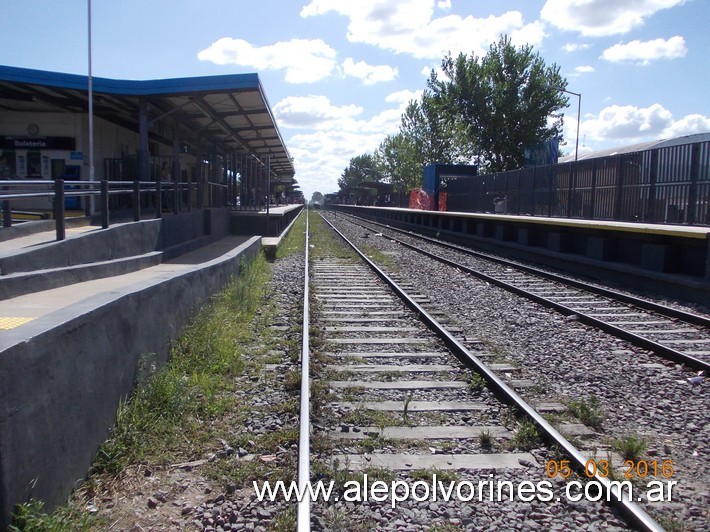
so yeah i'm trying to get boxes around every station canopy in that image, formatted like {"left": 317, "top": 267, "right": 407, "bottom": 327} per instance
{"left": 0, "top": 65, "right": 295, "bottom": 178}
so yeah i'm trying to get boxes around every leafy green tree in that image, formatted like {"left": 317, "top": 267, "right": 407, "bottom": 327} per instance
{"left": 430, "top": 35, "right": 568, "bottom": 172}
{"left": 400, "top": 92, "right": 474, "bottom": 167}
{"left": 337, "top": 153, "right": 382, "bottom": 192}
{"left": 310, "top": 191, "right": 324, "bottom": 206}
{"left": 375, "top": 132, "right": 421, "bottom": 193}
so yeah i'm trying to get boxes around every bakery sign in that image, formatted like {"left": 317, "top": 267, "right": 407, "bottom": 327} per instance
{"left": 3, "top": 136, "right": 76, "bottom": 150}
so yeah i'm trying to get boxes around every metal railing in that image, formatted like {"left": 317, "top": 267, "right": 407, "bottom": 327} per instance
{"left": 1, "top": 178, "right": 197, "bottom": 241}
{"left": 446, "top": 139, "right": 710, "bottom": 226}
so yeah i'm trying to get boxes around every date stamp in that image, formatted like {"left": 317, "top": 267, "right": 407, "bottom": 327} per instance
{"left": 545, "top": 459, "right": 678, "bottom": 502}
{"left": 546, "top": 459, "right": 675, "bottom": 479}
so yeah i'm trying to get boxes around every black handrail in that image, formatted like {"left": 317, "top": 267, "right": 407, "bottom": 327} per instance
{"left": 1, "top": 178, "right": 197, "bottom": 240}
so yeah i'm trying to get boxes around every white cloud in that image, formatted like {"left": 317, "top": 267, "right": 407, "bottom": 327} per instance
{"left": 197, "top": 37, "right": 337, "bottom": 83}
{"left": 277, "top": 90, "right": 417, "bottom": 196}
{"left": 511, "top": 20, "right": 547, "bottom": 48}
{"left": 300, "top": 0, "right": 544, "bottom": 59}
{"left": 273, "top": 96, "right": 363, "bottom": 129}
{"left": 574, "top": 65, "right": 595, "bottom": 73}
{"left": 563, "top": 43, "right": 591, "bottom": 52}
{"left": 580, "top": 103, "right": 710, "bottom": 143}
{"left": 275, "top": 93, "right": 407, "bottom": 135}
{"left": 385, "top": 89, "right": 423, "bottom": 105}
{"left": 663, "top": 114, "right": 710, "bottom": 138}
{"left": 342, "top": 58, "right": 398, "bottom": 84}
{"left": 541, "top": 0, "right": 686, "bottom": 37}
{"left": 601, "top": 36, "right": 687, "bottom": 65}
{"left": 288, "top": 129, "right": 385, "bottom": 196}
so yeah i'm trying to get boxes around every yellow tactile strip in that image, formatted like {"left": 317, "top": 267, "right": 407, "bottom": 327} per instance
{"left": 0, "top": 317, "right": 35, "bottom": 330}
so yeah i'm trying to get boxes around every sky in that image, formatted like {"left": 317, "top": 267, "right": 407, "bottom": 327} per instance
{"left": 1, "top": 0, "right": 708, "bottom": 200}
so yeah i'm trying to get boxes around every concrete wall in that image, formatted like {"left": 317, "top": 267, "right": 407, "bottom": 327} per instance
{"left": 0, "top": 208, "right": 232, "bottom": 276}
{"left": 0, "top": 236, "right": 261, "bottom": 527}
{"left": 230, "top": 205, "right": 303, "bottom": 237}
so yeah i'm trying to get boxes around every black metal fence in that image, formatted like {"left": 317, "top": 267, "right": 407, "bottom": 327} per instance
{"left": 1, "top": 179, "right": 195, "bottom": 241}
{"left": 446, "top": 139, "right": 710, "bottom": 225}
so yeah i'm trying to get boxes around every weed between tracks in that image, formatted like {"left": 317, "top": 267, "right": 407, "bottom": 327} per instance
{"left": 612, "top": 432, "right": 649, "bottom": 461}
{"left": 567, "top": 395, "right": 606, "bottom": 430}
{"left": 12, "top": 213, "right": 308, "bottom": 530}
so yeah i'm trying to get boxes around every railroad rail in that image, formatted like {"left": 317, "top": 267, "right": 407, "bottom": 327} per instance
{"left": 298, "top": 211, "right": 664, "bottom": 530}
{"left": 336, "top": 212, "right": 710, "bottom": 374}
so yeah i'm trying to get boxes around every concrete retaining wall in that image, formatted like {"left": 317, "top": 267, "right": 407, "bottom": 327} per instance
{"left": 0, "top": 236, "right": 261, "bottom": 527}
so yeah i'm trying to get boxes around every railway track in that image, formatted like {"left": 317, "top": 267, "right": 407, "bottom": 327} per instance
{"left": 298, "top": 211, "right": 664, "bottom": 531}
{"left": 336, "top": 212, "right": 710, "bottom": 374}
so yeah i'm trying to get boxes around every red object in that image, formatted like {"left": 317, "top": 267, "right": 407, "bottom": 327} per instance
{"left": 408, "top": 189, "right": 434, "bottom": 210}
{"left": 438, "top": 191, "right": 447, "bottom": 211}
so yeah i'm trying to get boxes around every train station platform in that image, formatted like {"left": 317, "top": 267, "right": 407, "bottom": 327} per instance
{"left": 0, "top": 204, "right": 302, "bottom": 526}
{"left": 335, "top": 205, "right": 710, "bottom": 305}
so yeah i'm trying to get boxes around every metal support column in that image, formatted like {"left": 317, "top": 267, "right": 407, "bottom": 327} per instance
{"left": 172, "top": 122, "right": 180, "bottom": 214}
{"left": 196, "top": 141, "right": 204, "bottom": 209}
{"left": 100, "top": 179, "right": 109, "bottom": 228}
{"left": 54, "top": 179, "right": 65, "bottom": 241}
{"left": 687, "top": 142, "right": 700, "bottom": 225}
{"left": 648, "top": 149, "right": 659, "bottom": 223}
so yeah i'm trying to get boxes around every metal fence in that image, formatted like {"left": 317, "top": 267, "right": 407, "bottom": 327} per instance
{"left": 446, "top": 139, "right": 710, "bottom": 225}
{"left": 1, "top": 178, "right": 195, "bottom": 241}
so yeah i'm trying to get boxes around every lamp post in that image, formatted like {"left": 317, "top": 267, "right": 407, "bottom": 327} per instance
{"left": 87, "top": 0, "right": 94, "bottom": 181}
{"left": 550, "top": 86, "right": 581, "bottom": 162}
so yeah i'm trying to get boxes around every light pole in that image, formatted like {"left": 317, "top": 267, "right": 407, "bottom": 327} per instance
{"left": 87, "top": 0, "right": 95, "bottom": 181}
{"left": 550, "top": 86, "right": 581, "bottom": 162}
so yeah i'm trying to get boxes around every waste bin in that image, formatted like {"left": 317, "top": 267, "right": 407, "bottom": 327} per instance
{"left": 493, "top": 196, "right": 506, "bottom": 214}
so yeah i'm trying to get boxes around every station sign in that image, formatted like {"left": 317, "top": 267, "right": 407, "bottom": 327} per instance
{"left": 2, "top": 136, "right": 76, "bottom": 150}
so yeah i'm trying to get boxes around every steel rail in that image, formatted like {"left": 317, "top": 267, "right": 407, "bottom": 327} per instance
{"left": 320, "top": 212, "right": 664, "bottom": 532}
{"left": 342, "top": 215, "right": 709, "bottom": 371}
{"left": 388, "top": 231, "right": 709, "bottom": 373}
{"left": 319, "top": 212, "right": 663, "bottom": 532}
{"left": 348, "top": 214, "right": 710, "bottom": 328}
{"left": 297, "top": 208, "right": 311, "bottom": 531}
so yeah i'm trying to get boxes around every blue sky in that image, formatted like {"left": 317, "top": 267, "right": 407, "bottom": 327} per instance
{"left": 1, "top": 0, "right": 708, "bottom": 199}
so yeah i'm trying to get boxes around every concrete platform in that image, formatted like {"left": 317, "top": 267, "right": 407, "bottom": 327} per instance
{"left": 0, "top": 213, "right": 266, "bottom": 526}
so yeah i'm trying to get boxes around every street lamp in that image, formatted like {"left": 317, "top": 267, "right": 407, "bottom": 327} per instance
{"left": 87, "top": 0, "right": 95, "bottom": 181}
{"left": 549, "top": 86, "right": 581, "bottom": 162}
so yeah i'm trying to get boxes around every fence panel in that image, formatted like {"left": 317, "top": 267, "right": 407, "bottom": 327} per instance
{"left": 444, "top": 139, "right": 710, "bottom": 226}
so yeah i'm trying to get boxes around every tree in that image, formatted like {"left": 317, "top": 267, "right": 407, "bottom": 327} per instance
{"left": 399, "top": 92, "right": 474, "bottom": 167}
{"left": 430, "top": 35, "right": 568, "bottom": 172}
{"left": 375, "top": 132, "right": 421, "bottom": 193}
{"left": 310, "top": 191, "right": 324, "bottom": 207}
{"left": 337, "top": 153, "right": 382, "bottom": 192}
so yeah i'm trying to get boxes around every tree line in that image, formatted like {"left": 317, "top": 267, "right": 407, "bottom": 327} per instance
{"left": 337, "top": 35, "right": 570, "bottom": 200}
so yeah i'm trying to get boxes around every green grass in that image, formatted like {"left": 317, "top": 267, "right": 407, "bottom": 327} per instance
{"left": 510, "top": 419, "right": 541, "bottom": 451}
{"left": 359, "top": 243, "right": 399, "bottom": 270}
{"left": 479, "top": 428, "right": 493, "bottom": 449}
{"left": 10, "top": 499, "right": 100, "bottom": 532}
{"left": 309, "top": 211, "right": 357, "bottom": 260}
{"left": 468, "top": 371, "right": 487, "bottom": 393}
{"left": 613, "top": 433, "right": 648, "bottom": 461}
{"left": 93, "top": 253, "right": 271, "bottom": 475}
{"left": 567, "top": 395, "right": 605, "bottom": 429}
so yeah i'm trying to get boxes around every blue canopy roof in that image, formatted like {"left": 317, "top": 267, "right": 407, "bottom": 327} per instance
{"left": 0, "top": 65, "right": 294, "bottom": 177}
